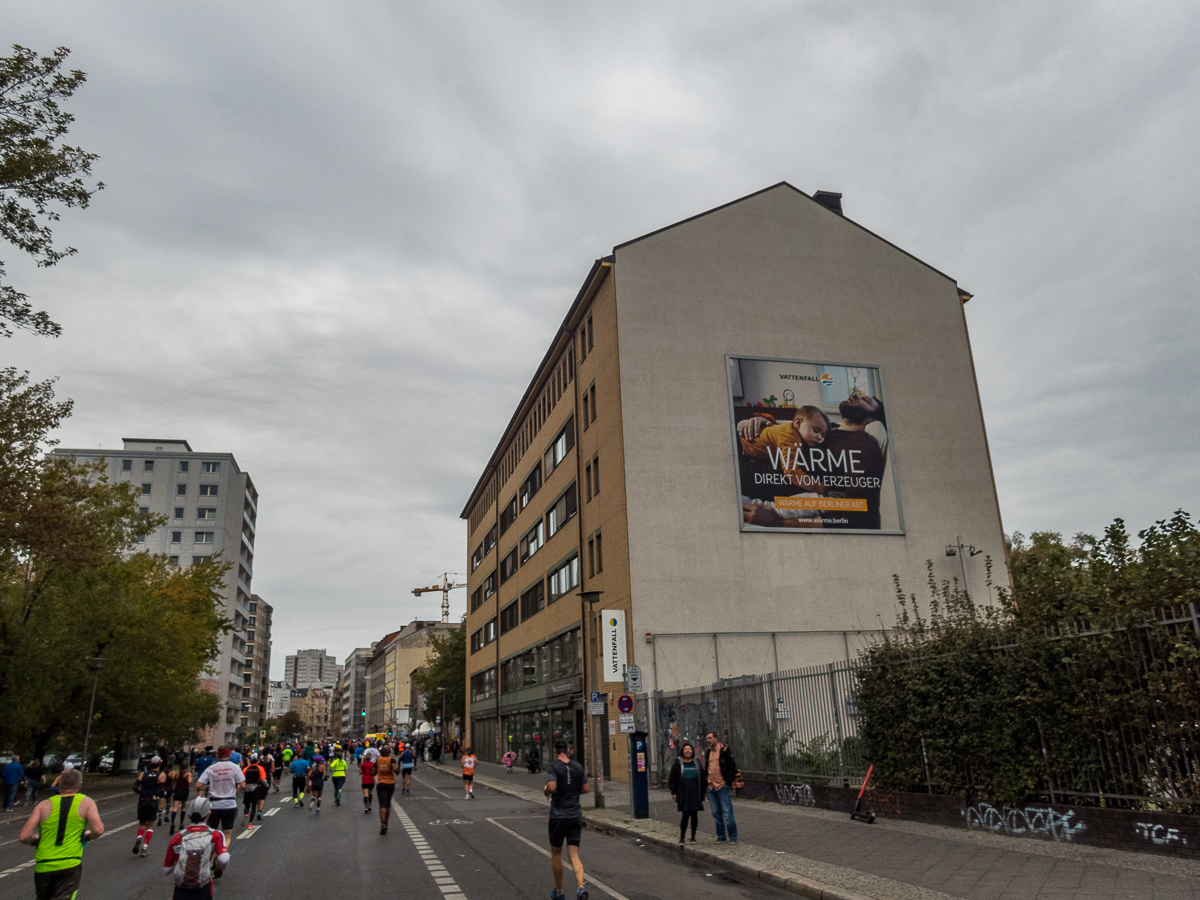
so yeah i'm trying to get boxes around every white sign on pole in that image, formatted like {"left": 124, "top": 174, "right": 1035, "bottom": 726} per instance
{"left": 588, "top": 701, "right": 604, "bottom": 715}
{"left": 625, "top": 664, "right": 643, "bottom": 693}
{"left": 601, "top": 610, "right": 627, "bottom": 683}
{"left": 618, "top": 713, "right": 636, "bottom": 734}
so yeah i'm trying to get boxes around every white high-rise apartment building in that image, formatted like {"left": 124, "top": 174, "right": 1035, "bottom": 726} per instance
{"left": 52, "top": 438, "right": 260, "bottom": 746}
{"left": 285, "top": 649, "right": 340, "bottom": 690}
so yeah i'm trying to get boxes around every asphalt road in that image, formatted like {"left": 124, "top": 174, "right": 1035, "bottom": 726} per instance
{"left": 0, "top": 765, "right": 788, "bottom": 900}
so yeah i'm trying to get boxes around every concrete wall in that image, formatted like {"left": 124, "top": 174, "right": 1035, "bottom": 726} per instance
{"left": 613, "top": 185, "right": 1006, "bottom": 691}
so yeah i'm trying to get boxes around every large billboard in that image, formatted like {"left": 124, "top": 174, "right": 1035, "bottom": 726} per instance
{"left": 726, "top": 355, "right": 903, "bottom": 534}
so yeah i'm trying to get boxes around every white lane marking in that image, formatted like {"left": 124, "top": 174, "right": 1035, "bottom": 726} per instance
{"left": 236, "top": 825, "right": 258, "bottom": 840}
{"left": 392, "top": 801, "right": 466, "bottom": 898}
{"left": 0, "top": 859, "right": 37, "bottom": 879}
{"left": 410, "top": 774, "right": 453, "bottom": 799}
{"left": 263, "top": 807, "right": 279, "bottom": 817}
{"left": 100, "top": 821, "right": 138, "bottom": 837}
{"left": 486, "top": 818, "right": 631, "bottom": 900}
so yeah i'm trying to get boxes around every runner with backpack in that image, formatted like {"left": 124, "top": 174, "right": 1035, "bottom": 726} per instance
{"left": 161, "top": 797, "right": 230, "bottom": 899}
{"left": 240, "top": 756, "right": 267, "bottom": 829}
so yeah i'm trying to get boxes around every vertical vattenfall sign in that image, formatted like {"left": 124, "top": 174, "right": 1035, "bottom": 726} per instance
{"left": 601, "top": 610, "right": 627, "bottom": 683}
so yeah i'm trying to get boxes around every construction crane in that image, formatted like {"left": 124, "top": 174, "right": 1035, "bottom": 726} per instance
{"left": 411, "top": 573, "right": 466, "bottom": 623}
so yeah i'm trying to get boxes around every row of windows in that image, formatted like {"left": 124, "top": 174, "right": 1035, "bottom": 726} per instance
{"left": 141, "top": 483, "right": 218, "bottom": 497}
{"left": 167, "top": 555, "right": 212, "bottom": 566}
{"left": 169, "top": 531, "right": 214, "bottom": 544}
{"left": 581, "top": 382, "right": 597, "bottom": 430}
{"left": 470, "top": 552, "right": 579, "bottom": 653}
{"left": 122, "top": 459, "right": 221, "bottom": 473}
{"left": 497, "top": 347, "right": 576, "bottom": 491}
{"left": 500, "top": 628, "right": 582, "bottom": 693}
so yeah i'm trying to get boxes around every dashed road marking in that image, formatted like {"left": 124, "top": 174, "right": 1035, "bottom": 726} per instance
{"left": 393, "top": 801, "right": 465, "bottom": 899}
{"left": 487, "top": 817, "right": 631, "bottom": 900}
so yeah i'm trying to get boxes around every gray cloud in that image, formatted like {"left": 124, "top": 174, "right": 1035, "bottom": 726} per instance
{"left": 4, "top": 1, "right": 1197, "bottom": 670}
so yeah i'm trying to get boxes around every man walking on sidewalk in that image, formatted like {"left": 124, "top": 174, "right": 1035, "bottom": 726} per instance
{"left": 545, "top": 739, "right": 589, "bottom": 900}
{"left": 704, "top": 732, "right": 739, "bottom": 844}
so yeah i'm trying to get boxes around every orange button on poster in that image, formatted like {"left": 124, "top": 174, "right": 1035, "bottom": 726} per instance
{"left": 774, "top": 496, "right": 868, "bottom": 511}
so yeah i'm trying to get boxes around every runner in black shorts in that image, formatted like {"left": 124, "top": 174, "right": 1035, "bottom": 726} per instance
{"left": 307, "top": 756, "right": 326, "bottom": 814}
{"left": 544, "top": 739, "right": 589, "bottom": 900}
{"left": 132, "top": 758, "right": 164, "bottom": 858}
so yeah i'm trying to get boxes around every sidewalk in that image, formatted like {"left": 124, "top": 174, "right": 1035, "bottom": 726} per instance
{"left": 428, "top": 758, "right": 1200, "bottom": 900}
{"left": 0, "top": 774, "right": 133, "bottom": 828}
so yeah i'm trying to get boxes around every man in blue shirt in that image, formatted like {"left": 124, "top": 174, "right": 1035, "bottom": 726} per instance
{"left": 3, "top": 755, "right": 24, "bottom": 811}
{"left": 194, "top": 746, "right": 216, "bottom": 779}
{"left": 228, "top": 748, "right": 242, "bottom": 765}
{"left": 289, "top": 756, "right": 310, "bottom": 807}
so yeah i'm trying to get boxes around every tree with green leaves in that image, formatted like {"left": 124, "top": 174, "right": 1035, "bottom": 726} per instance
{"left": 0, "top": 369, "right": 229, "bottom": 760}
{"left": 1, "top": 45, "right": 103, "bottom": 337}
{"left": 413, "top": 621, "right": 466, "bottom": 728}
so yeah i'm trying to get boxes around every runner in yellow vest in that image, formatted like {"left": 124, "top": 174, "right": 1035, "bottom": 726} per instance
{"left": 19, "top": 768, "right": 105, "bottom": 900}
{"left": 328, "top": 751, "right": 348, "bottom": 806}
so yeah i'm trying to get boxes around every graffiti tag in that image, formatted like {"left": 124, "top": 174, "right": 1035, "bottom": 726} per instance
{"left": 963, "top": 804, "right": 1085, "bottom": 842}
{"left": 863, "top": 788, "right": 901, "bottom": 816}
{"left": 1135, "top": 823, "right": 1188, "bottom": 846}
{"left": 774, "top": 783, "right": 815, "bottom": 807}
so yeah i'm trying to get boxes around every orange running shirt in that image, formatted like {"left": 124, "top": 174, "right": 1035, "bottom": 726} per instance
{"left": 462, "top": 754, "right": 477, "bottom": 776}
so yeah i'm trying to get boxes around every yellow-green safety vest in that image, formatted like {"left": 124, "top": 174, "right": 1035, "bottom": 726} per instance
{"left": 36, "top": 793, "right": 88, "bottom": 873}
{"left": 328, "top": 758, "right": 347, "bottom": 777}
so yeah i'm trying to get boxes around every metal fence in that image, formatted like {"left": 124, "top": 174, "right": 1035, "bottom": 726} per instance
{"left": 648, "top": 661, "right": 867, "bottom": 786}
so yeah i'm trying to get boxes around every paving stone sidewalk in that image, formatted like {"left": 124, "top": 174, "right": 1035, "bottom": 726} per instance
{"left": 430, "top": 757, "right": 1200, "bottom": 900}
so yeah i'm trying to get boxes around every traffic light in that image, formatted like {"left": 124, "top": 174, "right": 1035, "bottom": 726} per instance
{"left": 361, "top": 708, "right": 366, "bottom": 717}
{"left": 387, "top": 728, "right": 393, "bottom": 737}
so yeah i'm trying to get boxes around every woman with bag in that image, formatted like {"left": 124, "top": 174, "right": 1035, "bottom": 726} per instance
{"left": 667, "top": 742, "right": 705, "bottom": 844}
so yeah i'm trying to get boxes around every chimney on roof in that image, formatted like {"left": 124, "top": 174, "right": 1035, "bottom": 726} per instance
{"left": 813, "top": 190, "right": 843, "bottom": 216}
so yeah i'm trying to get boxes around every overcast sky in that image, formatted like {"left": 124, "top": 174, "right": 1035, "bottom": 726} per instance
{"left": 5, "top": 2, "right": 1197, "bottom": 676}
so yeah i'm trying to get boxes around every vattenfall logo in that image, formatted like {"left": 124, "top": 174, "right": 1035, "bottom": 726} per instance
{"left": 820, "top": 372, "right": 835, "bottom": 387}
{"left": 609, "top": 617, "right": 618, "bottom": 627}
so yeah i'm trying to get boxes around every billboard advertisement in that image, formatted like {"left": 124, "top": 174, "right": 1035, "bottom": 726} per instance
{"left": 601, "top": 610, "right": 627, "bottom": 683}
{"left": 726, "top": 355, "right": 902, "bottom": 534}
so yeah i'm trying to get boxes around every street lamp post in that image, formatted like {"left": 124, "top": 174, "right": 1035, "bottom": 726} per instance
{"left": 437, "top": 687, "right": 447, "bottom": 753}
{"left": 82, "top": 656, "right": 106, "bottom": 773}
{"left": 580, "top": 590, "right": 604, "bottom": 808}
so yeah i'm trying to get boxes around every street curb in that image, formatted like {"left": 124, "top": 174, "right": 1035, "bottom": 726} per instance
{"left": 426, "top": 762, "right": 874, "bottom": 900}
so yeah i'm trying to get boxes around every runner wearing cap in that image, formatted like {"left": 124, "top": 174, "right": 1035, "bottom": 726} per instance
{"left": 240, "top": 756, "right": 267, "bottom": 830}
{"left": 161, "top": 797, "right": 230, "bottom": 898}
{"left": 328, "top": 750, "right": 348, "bottom": 806}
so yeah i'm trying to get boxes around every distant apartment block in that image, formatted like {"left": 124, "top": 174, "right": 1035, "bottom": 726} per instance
{"left": 245, "top": 595, "right": 273, "bottom": 732}
{"left": 285, "top": 648, "right": 341, "bottom": 690}
{"left": 53, "top": 438, "right": 260, "bottom": 747}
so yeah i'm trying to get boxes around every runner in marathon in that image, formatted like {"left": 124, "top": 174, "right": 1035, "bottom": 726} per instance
{"left": 18, "top": 768, "right": 104, "bottom": 900}
{"left": 161, "top": 797, "right": 230, "bottom": 899}
{"left": 328, "top": 750, "right": 348, "bottom": 806}
{"left": 168, "top": 755, "right": 193, "bottom": 835}
{"left": 307, "top": 755, "right": 326, "bottom": 814}
{"left": 196, "top": 746, "right": 245, "bottom": 849}
{"left": 461, "top": 747, "right": 477, "bottom": 800}
{"left": 362, "top": 741, "right": 380, "bottom": 765}
{"left": 157, "top": 756, "right": 173, "bottom": 826}
{"left": 354, "top": 743, "right": 364, "bottom": 766}
{"left": 282, "top": 744, "right": 294, "bottom": 769}
{"left": 359, "top": 753, "right": 375, "bottom": 813}
{"left": 289, "top": 753, "right": 310, "bottom": 808}
{"left": 134, "top": 757, "right": 166, "bottom": 857}
{"left": 374, "top": 747, "right": 397, "bottom": 834}
{"left": 399, "top": 743, "right": 415, "bottom": 795}
{"left": 271, "top": 746, "right": 284, "bottom": 792}
{"left": 193, "top": 747, "right": 216, "bottom": 780}
{"left": 240, "top": 755, "right": 267, "bottom": 829}
{"left": 544, "top": 739, "right": 590, "bottom": 900}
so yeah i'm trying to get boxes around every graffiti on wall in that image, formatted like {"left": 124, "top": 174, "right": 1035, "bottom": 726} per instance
{"left": 862, "top": 788, "right": 902, "bottom": 816}
{"left": 1135, "top": 823, "right": 1188, "bottom": 846}
{"left": 963, "top": 804, "right": 1086, "bottom": 842}
{"left": 774, "top": 783, "right": 815, "bottom": 807}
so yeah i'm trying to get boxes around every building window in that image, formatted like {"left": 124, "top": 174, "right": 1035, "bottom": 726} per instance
{"left": 471, "top": 543, "right": 483, "bottom": 571}
{"left": 546, "top": 483, "right": 578, "bottom": 538}
{"left": 499, "top": 600, "right": 519, "bottom": 635}
{"left": 199, "top": 484, "right": 218, "bottom": 496}
{"left": 202, "top": 461, "right": 221, "bottom": 473}
{"left": 499, "top": 494, "right": 518, "bottom": 536}
{"left": 589, "top": 383, "right": 596, "bottom": 423}
{"left": 544, "top": 416, "right": 575, "bottom": 476}
{"left": 592, "top": 455, "right": 599, "bottom": 495}
{"left": 588, "top": 537, "right": 595, "bottom": 578}
{"left": 144, "top": 460, "right": 154, "bottom": 471}
{"left": 519, "top": 520, "right": 544, "bottom": 564}
{"left": 585, "top": 463, "right": 592, "bottom": 501}
{"left": 122, "top": 459, "right": 132, "bottom": 471}
{"left": 582, "top": 392, "right": 589, "bottom": 429}
{"left": 483, "top": 571, "right": 497, "bottom": 599}
{"left": 174, "top": 507, "right": 184, "bottom": 519}
{"left": 138, "top": 506, "right": 149, "bottom": 515}
{"left": 484, "top": 618, "right": 497, "bottom": 644}
{"left": 520, "top": 580, "right": 545, "bottom": 621}
{"left": 136, "top": 534, "right": 146, "bottom": 543}
{"left": 249, "top": 616, "right": 256, "bottom": 625}
{"left": 141, "top": 483, "right": 152, "bottom": 495}
{"left": 193, "top": 556, "right": 208, "bottom": 566}
{"left": 471, "top": 586, "right": 484, "bottom": 612}
{"left": 587, "top": 312, "right": 594, "bottom": 351}
{"left": 548, "top": 628, "right": 582, "bottom": 680}
{"left": 194, "top": 532, "right": 214, "bottom": 544}
{"left": 595, "top": 532, "right": 603, "bottom": 573}
{"left": 176, "top": 484, "right": 186, "bottom": 496}
{"left": 470, "top": 667, "right": 496, "bottom": 701}
{"left": 169, "top": 555, "right": 179, "bottom": 566}
{"left": 171, "top": 531, "right": 182, "bottom": 543}
{"left": 247, "top": 631, "right": 255, "bottom": 641}
{"left": 471, "top": 629, "right": 484, "bottom": 653}
{"left": 483, "top": 524, "right": 497, "bottom": 555}
{"left": 519, "top": 463, "right": 542, "bottom": 510}
{"left": 548, "top": 554, "right": 579, "bottom": 601}
{"left": 179, "top": 461, "right": 189, "bottom": 472}
{"left": 198, "top": 508, "right": 216, "bottom": 520}
{"left": 499, "top": 547, "right": 518, "bottom": 584}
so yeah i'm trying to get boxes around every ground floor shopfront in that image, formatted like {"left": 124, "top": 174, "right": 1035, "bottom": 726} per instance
{"left": 471, "top": 689, "right": 583, "bottom": 766}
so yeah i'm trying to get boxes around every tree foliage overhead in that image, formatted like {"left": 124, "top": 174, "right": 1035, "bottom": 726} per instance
{"left": 0, "top": 369, "right": 229, "bottom": 759}
{"left": 855, "top": 512, "right": 1200, "bottom": 809}
{"left": 0, "top": 45, "right": 103, "bottom": 338}
{"left": 413, "top": 621, "right": 466, "bottom": 728}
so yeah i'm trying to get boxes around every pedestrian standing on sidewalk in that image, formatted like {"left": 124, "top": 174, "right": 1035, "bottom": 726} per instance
{"left": 19, "top": 768, "right": 104, "bottom": 900}
{"left": 668, "top": 741, "right": 705, "bottom": 844}
{"left": 23, "top": 757, "right": 45, "bottom": 807}
{"left": 3, "top": 755, "right": 24, "bottom": 811}
{"left": 704, "top": 732, "right": 740, "bottom": 844}
{"left": 544, "top": 738, "right": 589, "bottom": 900}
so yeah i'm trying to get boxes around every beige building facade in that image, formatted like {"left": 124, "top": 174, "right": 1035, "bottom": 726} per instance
{"left": 244, "top": 595, "right": 273, "bottom": 734}
{"left": 462, "top": 184, "right": 1007, "bottom": 781}
{"left": 365, "top": 621, "right": 457, "bottom": 737}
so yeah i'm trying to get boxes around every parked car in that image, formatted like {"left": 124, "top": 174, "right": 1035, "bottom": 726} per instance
{"left": 98, "top": 752, "right": 115, "bottom": 773}
{"left": 137, "top": 752, "right": 157, "bottom": 771}
{"left": 64, "top": 754, "right": 84, "bottom": 769}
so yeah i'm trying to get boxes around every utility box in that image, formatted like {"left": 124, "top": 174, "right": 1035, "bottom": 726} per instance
{"left": 628, "top": 731, "right": 649, "bottom": 819}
